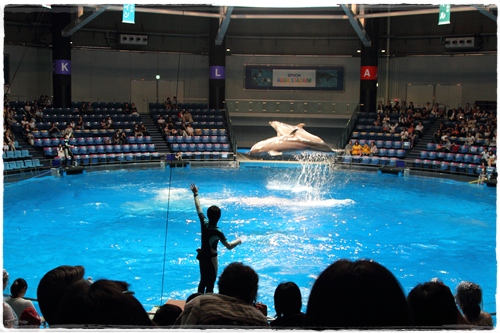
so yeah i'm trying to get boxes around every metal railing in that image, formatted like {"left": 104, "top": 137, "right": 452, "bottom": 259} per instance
{"left": 225, "top": 99, "right": 358, "bottom": 115}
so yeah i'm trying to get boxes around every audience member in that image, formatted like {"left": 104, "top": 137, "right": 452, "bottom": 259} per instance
{"left": 304, "top": 259, "right": 412, "bottom": 329}
{"left": 122, "top": 102, "right": 131, "bottom": 114}
{"left": 5, "top": 278, "right": 42, "bottom": 327}
{"left": 140, "top": 124, "right": 150, "bottom": 136}
{"left": 49, "top": 122, "right": 61, "bottom": 138}
{"left": 37, "top": 265, "right": 88, "bottom": 326}
{"left": 455, "top": 281, "right": 493, "bottom": 327}
{"left": 361, "top": 143, "right": 370, "bottom": 156}
{"left": 270, "top": 281, "right": 305, "bottom": 328}
{"left": 186, "top": 123, "right": 195, "bottom": 136}
{"left": 344, "top": 140, "right": 353, "bottom": 155}
{"left": 4, "top": 130, "right": 16, "bottom": 151}
{"left": 370, "top": 141, "right": 379, "bottom": 156}
{"left": 165, "top": 98, "right": 172, "bottom": 110}
{"left": 3, "top": 269, "right": 18, "bottom": 328}
{"left": 186, "top": 292, "right": 202, "bottom": 303}
{"left": 106, "top": 115, "right": 114, "bottom": 129}
{"left": 351, "top": 141, "right": 362, "bottom": 156}
{"left": 183, "top": 109, "right": 194, "bottom": 123}
{"left": 157, "top": 115, "right": 166, "bottom": 129}
{"left": 130, "top": 103, "right": 138, "bottom": 115}
{"left": 175, "top": 262, "right": 268, "bottom": 327}
{"left": 134, "top": 123, "right": 143, "bottom": 137}
{"left": 152, "top": 303, "right": 183, "bottom": 327}
{"left": 62, "top": 124, "right": 74, "bottom": 138}
{"left": 75, "top": 115, "right": 85, "bottom": 130}
{"left": 57, "top": 279, "right": 154, "bottom": 328}
{"left": 407, "top": 279, "right": 468, "bottom": 327}
{"left": 22, "top": 124, "right": 35, "bottom": 146}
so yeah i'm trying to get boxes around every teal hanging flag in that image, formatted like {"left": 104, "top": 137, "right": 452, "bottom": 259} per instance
{"left": 123, "top": 4, "right": 135, "bottom": 24}
{"left": 438, "top": 4, "right": 450, "bottom": 25}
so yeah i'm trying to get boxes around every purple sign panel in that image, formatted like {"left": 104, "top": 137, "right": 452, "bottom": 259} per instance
{"left": 53, "top": 60, "right": 71, "bottom": 75}
{"left": 210, "top": 66, "right": 225, "bottom": 80}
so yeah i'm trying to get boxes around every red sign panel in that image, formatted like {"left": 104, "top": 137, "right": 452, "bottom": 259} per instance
{"left": 360, "top": 66, "right": 378, "bottom": 80}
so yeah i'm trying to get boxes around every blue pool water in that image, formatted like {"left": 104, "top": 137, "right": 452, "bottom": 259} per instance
{"left": 2, "top": 164, "right": 497, "bottom": 320}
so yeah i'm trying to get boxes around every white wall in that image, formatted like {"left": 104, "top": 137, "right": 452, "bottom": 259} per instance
{"left": 4, "top": 45, "right": 497, "bottom": 109}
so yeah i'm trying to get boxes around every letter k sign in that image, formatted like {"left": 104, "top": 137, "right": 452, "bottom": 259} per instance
{"left": 54, "top": 60, "right": 71, "bottom": 75}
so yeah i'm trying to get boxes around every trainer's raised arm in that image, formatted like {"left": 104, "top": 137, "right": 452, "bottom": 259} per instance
{"left": 190, "top": 183, "right": 203, "bottom": 215}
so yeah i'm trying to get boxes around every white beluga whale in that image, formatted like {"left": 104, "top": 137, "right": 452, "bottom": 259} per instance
{"left": 249, "top": 121, "right": 334, "bottom": 156}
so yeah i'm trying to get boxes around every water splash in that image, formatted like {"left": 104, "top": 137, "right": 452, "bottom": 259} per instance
{"left": 293, "top": 152, "right": 338, "bottom": 201}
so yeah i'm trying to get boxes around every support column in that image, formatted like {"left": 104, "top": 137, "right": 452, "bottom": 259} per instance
{"left": 359, "top": 18, "right": 380, "bottom": 113}
{"left": 52, "top": 6, "right": 72, "bottom": 108}
{"left": 208, "top": 18, "right": 225, "bottom": 110}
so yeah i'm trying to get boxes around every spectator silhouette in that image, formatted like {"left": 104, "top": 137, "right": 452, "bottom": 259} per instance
{"left": 176, "top": 262, "right": 268, "bottom": 327}
{"left": 152, "top": 303, "right": 182, "bottom": 327}
{"left": 270, "top": 281, "right": 305, "bottom": 328}
{"left": 455, "top": 281, "right": 493, "bottom": 327}
{"left": 3, "top": 269, "right": 18, "bottom": 328}
{"left": 57, "top": 279, "right": 154, "bottom": 328}
{"left": 5, "top": 277, "right": 42, "bottom": 327}
{"left": 37, "top": 265, "right": 88, "bottom": 326}
{"left": 305, "top": 259, "right": 412, "bottom": 329}
{"left": 407, "top": 279, "right": 468, "bottom": 327}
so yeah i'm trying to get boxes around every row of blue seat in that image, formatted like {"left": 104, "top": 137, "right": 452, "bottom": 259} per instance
{"left": 352, "top": 132, "right": 412, "bottom": 141}
{"left": 340, "top": 155, "right": 497, "bottom": 176}
{"left": 351, "top": 140, "right": 411, "bottom": 149}
{"left": 158, "top": 121, "right": 226, "bottom": 130}
{"left": 52, "top": 152, "right": 162, "bottom": 166}
{"left": 419, "top": 151, "right": 490, "bottom": 163}
{"left": 2, "top": 149, "right": 32, "bottom": 160}
{"left": 4, "top": 158, "right": 43, "bottom": 171}
{"left": 358, "top": 118, "right": 432, "bottom": 128}
{"left": 425, "top": 143, "right": 495, "bottom": 154}
{"left": 342, "top": 155, "right": 403, "bottom": 167}
{"left": 30, "top": 128, "right": 136, "bottom": 138}
{"left": 34, "top": 136, "right": 153, "bottom": 147}
{"left": 414, "top": 159, "right": 496, "bottom": 174}
{"left": 148, "top": 103, "right": 209, "bottom": 110}
{"left": 166, "top": 135, "right": 229, "bottom": 144}
{"left": 12, "top": 122, "right": 142, "bottom": 133}
{"left": 10, "top": 101, "right": 133, "bottom": 110}
{"left": 170, "top": 143, "right": 231, "bottom": 153}
{"left": 43, "top": 144, "right": 157, "bottom": 157}
{"left": 15, "top": 113, "right": 141, "bottom": 122}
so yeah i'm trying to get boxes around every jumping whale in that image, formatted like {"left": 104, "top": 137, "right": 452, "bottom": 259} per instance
{"left": 249, "top": 121, "right": 334, "bottom": 156}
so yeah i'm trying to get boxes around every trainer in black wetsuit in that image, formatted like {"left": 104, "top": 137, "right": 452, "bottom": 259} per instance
{"left": 190, "top": 183, "right": 242, "bottom": 294}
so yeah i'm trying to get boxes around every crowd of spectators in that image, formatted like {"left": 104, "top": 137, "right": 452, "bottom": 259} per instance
{"left": 3, "top": 96, "right": 147, "bottom": 149}
{"left": 157, "top": 109, "right": 197, "bottom": 139}
{"left": 3, "top": 259, "right": 494, "bottom": 329}
{"left": 347, "top": 100, "right": 497, "bottom": 166}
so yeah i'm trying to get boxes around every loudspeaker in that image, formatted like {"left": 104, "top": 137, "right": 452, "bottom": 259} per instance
{"left": 119, "top": 34, "right": 148, "bottom": 45}
{"left": 444, "top": 37, "right": 481, "bottom": 51}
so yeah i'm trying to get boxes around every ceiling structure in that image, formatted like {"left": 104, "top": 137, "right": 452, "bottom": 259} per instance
{"left": 71, "top": 4, "right": 498, "bottom": 47}
{"left": 3, "top": 4, "right": 498, "bottom": 56}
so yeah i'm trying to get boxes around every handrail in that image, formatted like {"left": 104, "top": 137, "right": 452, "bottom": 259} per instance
{"left": 336, "top": 107, "right": 360, "bottom": 149}
{"left": 222, "top": 107, "right": 238, "bottom": 158}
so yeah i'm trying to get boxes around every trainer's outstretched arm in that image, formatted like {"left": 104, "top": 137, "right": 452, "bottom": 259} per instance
{"left": 190, "top": 183, "right": 203, "bottom": 215}
{"left": 221, "top": 238, "right": 242, "bottom": 250}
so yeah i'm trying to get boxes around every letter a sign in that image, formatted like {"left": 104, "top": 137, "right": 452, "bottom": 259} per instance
{"left": 360, "top": 66, "right": 377, "bottom": 80}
